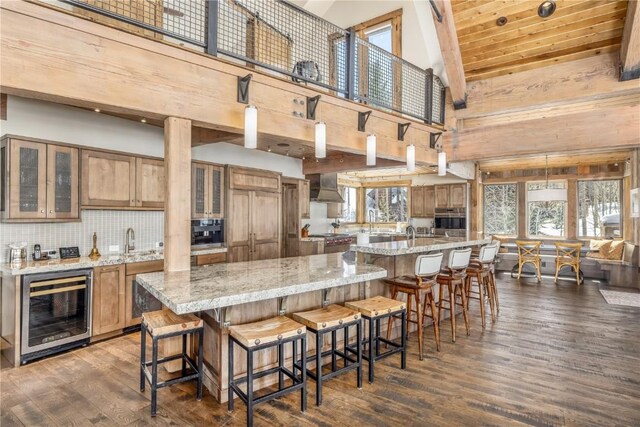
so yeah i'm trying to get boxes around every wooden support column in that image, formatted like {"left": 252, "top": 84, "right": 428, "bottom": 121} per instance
{"left": 164, "top": 117, "right": 192, "bottom": 272}
{"left": 517, "top": 182, "right": 527, "bottom": 239}
{"left": 567, "top": 179, "right": 577, "bottom": 240}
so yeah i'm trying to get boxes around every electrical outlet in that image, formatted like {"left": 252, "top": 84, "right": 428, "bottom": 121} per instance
{"left": 109, "top": 245, "right": 120, "bottom": 252}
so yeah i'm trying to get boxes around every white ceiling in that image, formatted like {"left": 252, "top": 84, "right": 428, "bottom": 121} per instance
{"left": 294, "top": 0, "right": 448, "bottom": 85}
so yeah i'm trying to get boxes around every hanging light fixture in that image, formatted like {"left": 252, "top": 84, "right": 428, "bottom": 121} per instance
{"left": 366, "top": 134, "right": 376, "bottom": 166}
{"left": 315, "top": 122, "right": 326, "bottom": 158}
{"left": 438, "top": 151, "right": 446, "bottom": 176}
{"left": 244, "top": 105, "right": 257, "bottom": 149}
{"left": 527, "top": 155, "right": 567, "bottom": 201}
{"left": 406, "top": 144, "right": 416, "bottom": 172}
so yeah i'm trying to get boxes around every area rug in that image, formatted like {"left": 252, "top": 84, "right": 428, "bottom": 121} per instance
{"left": 599, "top": 290, "right": 640, "bottom": 307}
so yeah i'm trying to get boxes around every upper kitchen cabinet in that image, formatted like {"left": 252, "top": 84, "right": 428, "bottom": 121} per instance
{"left": 434, "top": 184, "right": 467, "bottom": 209}
{"left": 410, "top": 186, "right": 435, "bottom": 218}
{"left": 228, "top": 166, "right": 281, "bottom": 193}
{"left": 81, "top": 149, "right": 164, "bottom": 210}
{"left": 1, "top": 137, "right": 79, "bottom": 221}
{"left": 191, "top": 162, "right": 224, "bottom": 219}
{"left": 434, "top": 185, "right": 449, "bottom": 209}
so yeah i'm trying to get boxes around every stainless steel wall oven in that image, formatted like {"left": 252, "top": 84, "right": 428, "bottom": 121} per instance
{"left": 21, "top": 269, "right": 92, "bottom": 364}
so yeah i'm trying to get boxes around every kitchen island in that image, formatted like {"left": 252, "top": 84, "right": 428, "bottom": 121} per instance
{"left": 136, "top": 253, "right": 387, "bottom": 402}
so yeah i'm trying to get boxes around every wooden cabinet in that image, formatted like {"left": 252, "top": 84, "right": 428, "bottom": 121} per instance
{"left": 1, "top": 138, "right": 79, "bottom": 221}
{"left": 434, "top": 184, "right": 467, "bottom": 209}
{"left": 299, "top": 179, "right": 310, "bottom": 219}
{"left": 194, "top": 252, "right": 226, "bottom": 266}
{"left": 191, "top": 162, "right": 224, "bottom": 219}
{"left": 411, "top": 186, "right": 435, "bottom": 218}
{"left": 124, "top": 260, "right": 163, "bottom": 328}
{"left": 227, "top": 168, "right": 281, "bottom": 263}
{"left": 81, "top": 150, "right": 164, "bottom": 210}
{"left": 92, "top": 264, "right": 126, "bottom": 336}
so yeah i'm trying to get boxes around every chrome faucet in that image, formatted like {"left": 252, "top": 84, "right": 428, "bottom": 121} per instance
{"left": 125, "top": 228, "right": 135, "bottom": 254}
{"left": 406, "top": 225, "right": 416, "bottom": 241}
{"left": 368, "top": 210, "right": 375, "bottom": 233}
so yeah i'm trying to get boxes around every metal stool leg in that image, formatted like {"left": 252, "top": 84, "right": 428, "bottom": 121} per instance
{"left": 151, "top": 337, "right": 158, "bottom": 417}
{"left": 400, "top": 310, "right": 407, "bottom": 369}
{"left": 331, "top": 330, "right": 337, "bottom": 372}
{"left": 228, "top": 337, "right": 234, "bottom": 412}
{"left": 140, "top": 323, "right": 146, "bottom": 392}
{"left": 356, "top": 321, "right": 363, "bottom": 389}
{"left": 246, "top": 348, "right": 254, "bottom": 427}
{"left": 368, "top": 317, "right": 374, "bottom": 383}
{"left": 181, "top": 334, "right": 187, "bottom": 376}
{"left": 197, "top": 328, "right": 203, "bottom": 400}
{"left": 344, "top": 326, "right": 349, "bottom": 368}
{"left": 278, "top": 342, "right": 284, "bottom": 390}
{"left": 301, "top": 335, "right": 307, "bottom": 412}
{"left": 315, "top": 331, "right": 323, "bottom": 406}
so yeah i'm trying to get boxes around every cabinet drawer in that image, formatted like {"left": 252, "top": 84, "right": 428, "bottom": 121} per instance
{"left": 194, "top": 252, "right": 226, "bottom": 266}
{"left": 125, "top": 260, "right": 164, "bottom": 275}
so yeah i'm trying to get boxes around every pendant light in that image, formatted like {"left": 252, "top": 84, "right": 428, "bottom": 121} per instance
{"left": 406, "top": 144, "right": 416, "bottom": 172}
{"left": 315, "top": 122, "right": 326, "bottom": 158}
{"left": 438, "top": 151, "right": 446, "bottom": 176}
{"left": 528, "top": 155, "right": 567, "bottom": 201}
{"left": 244, "top": 105, "right": 257, "bottom": 149}
{"left": 366, "top": 134, "right": 376, "bottom": 166}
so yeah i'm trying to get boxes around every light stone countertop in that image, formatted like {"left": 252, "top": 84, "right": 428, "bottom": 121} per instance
{"left": 351, "top": 237, "right": 492, "bottom": 256}
{"left": 0, "top": 246, "right": 228, "bottom": 276}
{"left": 136, "top": 253, "right": 387, "bottom": 314}
{"left": 299, "top": 237, "right": 325, "bottom": 242}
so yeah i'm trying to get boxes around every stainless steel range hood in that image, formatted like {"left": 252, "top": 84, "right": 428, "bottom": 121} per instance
{"left": 307, "top": 173, "right": 344, "bottom": 203}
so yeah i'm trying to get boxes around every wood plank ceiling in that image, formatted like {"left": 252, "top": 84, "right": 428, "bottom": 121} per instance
{"left": 452, "top": 0, "right": 628, "bottom": 80}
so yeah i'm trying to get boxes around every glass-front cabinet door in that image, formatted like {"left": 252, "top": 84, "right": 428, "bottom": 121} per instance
{"left": 209, "top": 165, "right": 224, "bottom": 218}
{"left": 191, "top": 163, "right": 209, "bottom": 218}
{"left": 46, "top": 145, "right": 79, "bottom": 219}
{"left": 9, "top": 139, "right": 47, "bottom": 219}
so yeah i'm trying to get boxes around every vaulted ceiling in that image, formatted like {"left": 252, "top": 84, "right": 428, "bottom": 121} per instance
{"left": 451, "top": 0, "right": 629, "bottom": 81}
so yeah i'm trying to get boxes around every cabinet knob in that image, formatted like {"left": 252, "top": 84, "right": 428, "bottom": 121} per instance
{"left": 49, "top": 210, "right": 53, "bottom": 214}
{"left": 40, "top": 209, "right": 45, "bottom": 213}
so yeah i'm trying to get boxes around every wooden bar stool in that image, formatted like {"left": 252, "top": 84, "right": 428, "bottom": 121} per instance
{"left": 228, "top": 316, "right": 307, "bottom": 427}
{"left": 292, "top": 304, "right": 362, "bottom": 406}
{"left": 516, "top": 240, "right": 542, "bottom": 282}
{"left": 140, "top": 309, "right": 204, "bottom": 417}
{"left": 437, "top": 248, "right": 472, "bottom": 342}
{"left": 554, "top": 242, "right": 583, "bottom": 284}
{"left": 384, "top": 252, "right": 443, "bottom": 360}
{"left": 345, "top": 296, "right": 407, "bottom": 383}
{"left": 465, "top": 243, "right": 499, "bottom": 328}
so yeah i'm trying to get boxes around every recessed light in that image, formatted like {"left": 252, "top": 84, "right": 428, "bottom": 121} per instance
{"left": 94, "top": 108, "right": 101, "bottom": 113}
{"left": 496, "top": 16, "right": 507, "bottom": 26}
{"left": 538, "top": 1, "right": 556, "bottom": 18}
{"left": 140, "top": 118, "right": 147, "bottom": 123}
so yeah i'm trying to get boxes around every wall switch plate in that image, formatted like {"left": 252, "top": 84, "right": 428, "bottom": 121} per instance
{"left": 109, "top": 245, "right": 120, "bottom": 252}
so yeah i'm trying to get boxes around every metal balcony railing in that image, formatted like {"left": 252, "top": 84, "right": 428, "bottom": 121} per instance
{"left": 60, "top": 0, "right": 446, "bottom": 125}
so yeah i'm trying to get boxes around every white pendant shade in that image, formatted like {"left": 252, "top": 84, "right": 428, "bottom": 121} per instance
{"left": 315, "top": 122, "right": 326, "bottom": 158}
{"left": 406, "top": 144, "right": 415, "bottom": 172}
{"left": 244, "top": 105, "right": 257, "bottom": 149}
{"left": 528, "top": 188, "right": 568, "bottom": 202}
{"left": 438, "top": 151, "right": 446, "bottom": 176}
{"left": 366, "top": 134, "right": 376, "bottom": 166}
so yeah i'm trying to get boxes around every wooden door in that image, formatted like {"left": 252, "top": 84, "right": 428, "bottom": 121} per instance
{"left": 191, "top": 163, "right": 209, "bottom": 218}
{"left": 46, "top": 145, "right": 79, "bottom": 219}
{"left": 136, "top": 157, "right": 164, "bottom": 209}
{"left": 424, "top": 186, "right": 435, "bottom": 216}
{"left": 411, "top": 187, "right": 425, "bottom": 217}
{"left": 209, "top": 165, "right": 225, "bottom": 218}
{"left": 226, "top": 189, "right": 251, "bottom": 262}
{"left": 299, "top": 179, "right": 310, "bottom": 219}
{"left": 92, "top": 264, "right": 126, "bottom": 336}
{"left": 449, "top": 184, "right": 467, "bottom": 208}
{"left": 81, "top": 150, "right": 135, "bottom": 208}
{"left": 435, "top": 185, "right": 449, "bottom": 209}
{"left": 8, "top": 139, "right": 47, "bottom": 219}
{"left": 251, "top": 191, "right": 281, "bottom": 261}
{"left": 284, "top": 185, "right": 300, "bottom": 257}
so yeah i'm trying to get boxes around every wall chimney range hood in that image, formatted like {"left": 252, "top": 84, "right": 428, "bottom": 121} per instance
{"left": 307, "top": 173, "right": 344, "bottom": 203}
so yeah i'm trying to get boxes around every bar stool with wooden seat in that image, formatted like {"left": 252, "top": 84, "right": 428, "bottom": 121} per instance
{"left": 228, "top": 316, "right": 307, "bottom": 427}
{"left": 465, "top": 243, "right": 499, "bottom": 328}
{"left": 140, "top": 309, "right": 204, "bottom": 417}
{"left": 516, "top": 240, "right": 542, "bottom": 282}
{"left": 345, "top": 296, "right": 407, "bottom": 383}
{"left": 437, "top": 248, "right": 472, "bottom": 342}
{"left": 554, "top": 242, "right": 583, "bottom": 285}
{"left": 292, "top": 304, "right": 362, "bottom": 406}
{"left": 383, "top": 252, "right": 443, "bottom": 360}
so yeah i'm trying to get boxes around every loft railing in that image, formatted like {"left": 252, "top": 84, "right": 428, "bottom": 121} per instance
{"left": 60, "top": 0, "right": 446, "bottom": 125}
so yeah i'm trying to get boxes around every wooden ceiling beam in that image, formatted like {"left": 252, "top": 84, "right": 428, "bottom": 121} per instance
{"left": 191, "top": 127, "right": 243, "bottom": 147}
{"left": 620, "top": 0, "right": 640, "bottom": 80}
{"left": 302, "top": 153, "right": 405, "bottom": 175}
{"left": 431, "top": 0, "right": 467, "bottom": 109}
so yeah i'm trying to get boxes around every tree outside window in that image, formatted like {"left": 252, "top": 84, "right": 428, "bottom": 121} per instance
{"left": 365, "top": 186, "right": 407, "bottom": 222}
{"left": 484, "top": 184, "right": 517, "bottom": 236}
{"left": 341, "top": 186, "right": 357, "bottom": 223}
{"left": 528, "top": 181, "right": 566, "bottom": 237}
{"left": 578, "top": 180, "right": 621, "bottom": 238}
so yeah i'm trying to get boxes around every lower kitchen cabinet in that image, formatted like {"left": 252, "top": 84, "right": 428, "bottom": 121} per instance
{"left": 124, "top": 260, "right": 163, "bottom": 327}
{"left": 92, "top": 264, "right": 126, "bottom": 336}
{"left": 194, "top": 252, "right": 226, "bottom": 266}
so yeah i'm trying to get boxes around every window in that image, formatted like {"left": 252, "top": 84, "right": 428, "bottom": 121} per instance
{"left": 578, "top": 180, "right": 622, "bottom": 238}
{"left": 341, "top": 186, "right": 358, "bottom": 223}
{"left": 483, "top": 184, "right": 517, "bottom": 236}
{"left": 527, "top": 181, "right": 567, "bottom": 237}
{"left": 365, "top": 186, "right": 408, "bottom": 222}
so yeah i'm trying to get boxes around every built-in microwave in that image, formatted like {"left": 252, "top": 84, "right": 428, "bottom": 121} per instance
{"left": 191, "top": 219, "right": 224, "bottom": 246}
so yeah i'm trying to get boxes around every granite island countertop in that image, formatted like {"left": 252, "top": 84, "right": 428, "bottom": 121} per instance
{"left": 0, "top": 246, "right": 227, "bottom": 276}
{"left": 136, "top": 253, "right": 387, "bottom": 314}
{"left": 351, "top": 237, "right": 492, "bottom": 256}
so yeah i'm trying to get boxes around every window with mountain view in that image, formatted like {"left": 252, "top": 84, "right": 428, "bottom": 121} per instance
{"left": 365, "top": 186, "right": 408, "bottom": 222}
{"left": 578, "top": 180, "right": 622, "bottom": 238}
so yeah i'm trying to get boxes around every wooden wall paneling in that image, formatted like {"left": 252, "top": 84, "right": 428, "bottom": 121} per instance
{"left": 620, "top": 0, "right": 640, "bottom": 80}
{"left": 164, "top": 117, "right": 191, "bottom": 272}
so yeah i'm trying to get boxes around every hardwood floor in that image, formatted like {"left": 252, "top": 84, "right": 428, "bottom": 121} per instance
{"left": 2, "top": 275, "right": 639, "bottom": 426}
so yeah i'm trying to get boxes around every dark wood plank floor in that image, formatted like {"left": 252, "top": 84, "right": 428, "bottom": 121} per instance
{"left": 2, "top": 275, "right": 640, "bottom": 426}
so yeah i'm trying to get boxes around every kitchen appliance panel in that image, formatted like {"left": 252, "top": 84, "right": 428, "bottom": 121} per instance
{"left": 191, "top": 219, "right": 224, "bottom": 246}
